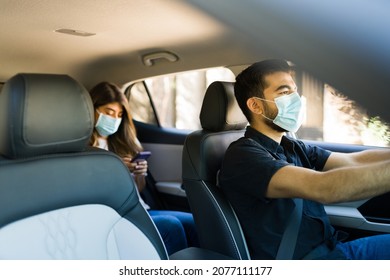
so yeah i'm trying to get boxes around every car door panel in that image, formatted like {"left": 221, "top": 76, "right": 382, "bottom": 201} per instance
{"left": 134, "top": 120, "right": 191, "bottom": 212}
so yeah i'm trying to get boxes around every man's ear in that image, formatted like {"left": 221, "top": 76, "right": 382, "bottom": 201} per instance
{"left": 247, "top": 97, "right": 262, "bottom": 115}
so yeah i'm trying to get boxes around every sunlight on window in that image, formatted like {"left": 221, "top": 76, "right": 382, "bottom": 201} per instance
{"left": 322, "top": 85, "right": 389, "bottom": 147}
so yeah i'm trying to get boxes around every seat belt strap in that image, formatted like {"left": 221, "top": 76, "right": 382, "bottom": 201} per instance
{"left": 275, "top": 198, "right": 303, "bottom": 260}
{"left": 244, "top": 138, "right": 303, "bottom": 259}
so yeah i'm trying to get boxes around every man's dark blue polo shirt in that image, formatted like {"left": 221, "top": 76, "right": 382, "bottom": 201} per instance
{"left": 219, "top": 126, "right": 341, "bottom": 259}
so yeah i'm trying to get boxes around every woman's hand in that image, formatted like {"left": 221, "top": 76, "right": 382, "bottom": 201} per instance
{"left": 132, "top": 159, "right": 148, "bottom": 176}
{"left": 122, "top": 156, "right": 148, "bottom": 175}
{"left": 122, "top": 156, "right": 148, "bottom": 192}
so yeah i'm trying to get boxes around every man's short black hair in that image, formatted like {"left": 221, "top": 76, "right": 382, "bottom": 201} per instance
{"left": 234, "top": 59, "right": 291, "bottom": 123}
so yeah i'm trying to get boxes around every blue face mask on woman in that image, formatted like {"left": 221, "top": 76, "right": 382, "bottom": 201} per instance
{"left": 95, "top": 111, "right": 122, "bottom": 137}
{"left": 255, "top": 92, "right": 304, "bottom": 133}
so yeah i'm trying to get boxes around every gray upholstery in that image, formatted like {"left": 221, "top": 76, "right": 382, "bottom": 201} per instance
{"left": 182, "top": 81, "right": 250, "bottom": 259}
{"left": 0, "top": 74, "right": 93, "bottom": 159}
{"left": 0, "top": 73, "right": 168, "bottom": 259}
{"left": 200, "top": 81, "right": 247, "bottom": 132}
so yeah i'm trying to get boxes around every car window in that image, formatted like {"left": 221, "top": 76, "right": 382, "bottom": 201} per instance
{"left": 125, "top": 67, "right": 235, "bottom": 130}
{"left": 296, "top": 70, "right": 390, "bottom": 147}
{"left": 126, "top": 66, "right": 389, "bottom": 147}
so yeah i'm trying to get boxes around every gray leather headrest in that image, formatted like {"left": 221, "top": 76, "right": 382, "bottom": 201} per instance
{"left": 0, "top": 73, "right": 94, "bottom": 159}
{"left": 200, "top": 81, "right": 247, "bottom": 132}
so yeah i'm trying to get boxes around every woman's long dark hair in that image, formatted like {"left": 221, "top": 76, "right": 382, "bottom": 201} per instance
{"left": 89, "top": 81, "right": 143, "bottom": 157}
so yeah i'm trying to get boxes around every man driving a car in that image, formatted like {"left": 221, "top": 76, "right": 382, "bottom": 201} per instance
{"left": 219, "top": 59, "right": 390, "bottom": 260}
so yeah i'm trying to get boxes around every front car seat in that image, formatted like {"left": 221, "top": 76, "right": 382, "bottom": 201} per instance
{"left": 182, "top": 81, "right": 251, "bottom": 259}
{"left": 0, "top": 73, "right": 167, "bottom": 259}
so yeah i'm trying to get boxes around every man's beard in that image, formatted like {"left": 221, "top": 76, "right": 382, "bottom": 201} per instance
{"left": 263, "top": 102, "right": 287, "bottom": 133}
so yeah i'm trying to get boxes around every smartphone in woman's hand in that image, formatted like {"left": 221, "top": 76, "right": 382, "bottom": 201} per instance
{"left": 130, "top": 151, "right": 151, "bottom": 163}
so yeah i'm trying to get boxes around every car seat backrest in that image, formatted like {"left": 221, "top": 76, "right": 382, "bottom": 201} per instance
{"left": 182, "top": 81, "right": 251, "bottom": 259}
{"left": 0, "top": 73, "right": 168, "bottom": 259}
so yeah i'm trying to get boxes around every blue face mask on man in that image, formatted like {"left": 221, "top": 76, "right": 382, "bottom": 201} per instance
{"left": 95, "top": 110, "right": 122, "bottom": 137}
{"left": 254, "top": 92, "right": 304, "bottom": 133}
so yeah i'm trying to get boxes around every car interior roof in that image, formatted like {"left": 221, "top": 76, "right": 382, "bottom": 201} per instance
{"left": 1, "top": 0, "right": 389, "bottom": 122}
{"left": 0, "top": 0, "right": 258, "bottom": 88}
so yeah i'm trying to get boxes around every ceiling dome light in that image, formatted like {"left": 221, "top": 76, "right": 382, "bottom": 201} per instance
{"left": 54, "top": 28, "right": 96, "bottom": 37}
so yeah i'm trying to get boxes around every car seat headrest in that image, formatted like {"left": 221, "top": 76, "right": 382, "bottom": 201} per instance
{"left": 200, "top": 81, "right": 247, "bottom": 132}
{"left": 0, "top": 73, "right": 94, "bottom": 159}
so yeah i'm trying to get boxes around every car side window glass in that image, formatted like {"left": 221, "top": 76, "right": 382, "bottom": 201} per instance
{"left": 127, "top": 82, "right": 158, "bottom": 126}
{"left": 126, "top": 67, "right": 235, "bottom": 130}
{"left": 296, "top": 70, "right": 390, "bottom": 147}
{"left": 126, "top": 66, "right": 389, "bottom": 147}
